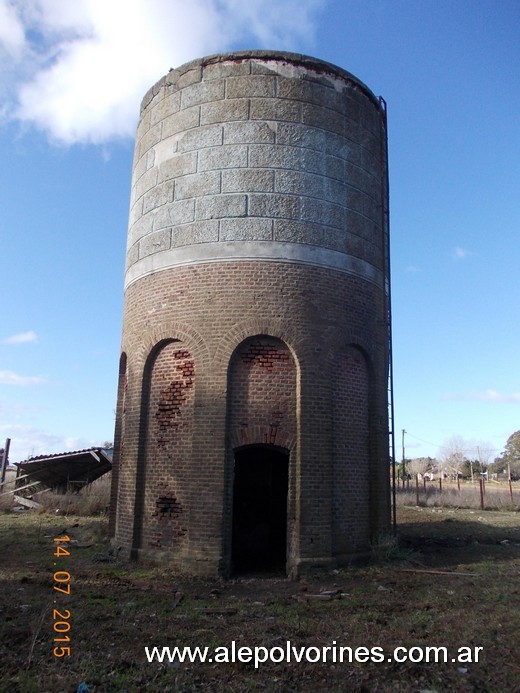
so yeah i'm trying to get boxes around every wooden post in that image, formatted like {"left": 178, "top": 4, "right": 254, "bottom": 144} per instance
{"left": 439, "top": 477, "right": 442, "bottom": 493}
{"left": 479, "top": 478, "right": 485, "bottom": 510}
{"left": 0, "top": 438, "right": 10, "bottom": 490}
{"left": 457, "top": 476, "right": 461, "bottom": 493}
{"left": 509, "top": 479, "right": 513, "bottom": 504}
{"left": 415, "top": 474, "right": 420, "bottom": 506}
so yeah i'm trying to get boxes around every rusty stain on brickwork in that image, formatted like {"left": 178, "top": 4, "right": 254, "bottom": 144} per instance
{"left": 155, "top": 352, "right": 194, "bottom": 447}
{"left": 149, "top": 488, "right": 187, "bottom": 548}
{"left": 153, "top": 494, "right": 183, "bottom": 518}
{"left": 240, "top": 341, "right": 291, "bottom": 371}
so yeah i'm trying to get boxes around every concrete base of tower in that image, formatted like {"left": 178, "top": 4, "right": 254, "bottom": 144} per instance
{"left": 123, "top": 547, "right": 222, "bottom": 577}
{"left": 286, "top": 557, "right": 336, "bottom": 579}
{"left": 112, "top": 540, "right": 381, "bottom": 579}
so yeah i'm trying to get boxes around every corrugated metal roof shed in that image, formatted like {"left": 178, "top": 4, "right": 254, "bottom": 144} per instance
{"left": 16, "top": 447, "right": 112, "bottom": 491}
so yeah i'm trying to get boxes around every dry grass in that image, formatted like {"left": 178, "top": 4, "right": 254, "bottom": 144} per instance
{"left": 0, "top": 505, "right": 519, "bottom": 692}
{"left": 396, "top": 480, "right": 520, "bottom": 511}
{"left": 0, "top": 474, "right": 111, "bottom": 516}
{"left": 0, "top": 491, "right": 14, "bottom": 512}
{"left": 34, "top": 475, "right": 111, "bottom": 516}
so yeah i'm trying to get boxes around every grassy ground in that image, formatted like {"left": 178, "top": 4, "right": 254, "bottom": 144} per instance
{"left": 0, "top": 506, "right": 519, "bottom": 692}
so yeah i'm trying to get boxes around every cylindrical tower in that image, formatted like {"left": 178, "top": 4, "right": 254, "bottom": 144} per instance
{"left": 110, "top": 50, "right": 391, "bottom": 577}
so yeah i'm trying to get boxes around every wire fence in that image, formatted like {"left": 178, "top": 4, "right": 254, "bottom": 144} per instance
{"left": 395, "top": 476, "right": 519, "bottom": 511}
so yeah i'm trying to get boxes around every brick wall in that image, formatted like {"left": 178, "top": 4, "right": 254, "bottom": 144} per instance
{"left": 108, "top": 352, "right": 126, "bottom": 536}
{"left": 136, "top": 342, "right": 194, "bottom": 552}
{"left": 112, "top": 259, "right": 390, "bottom": 574}
{"left": 332, "top": 345, "right": 370, "bottom": 555}
{"left": 228, "top": 337, "right": 296, "bottom": 449}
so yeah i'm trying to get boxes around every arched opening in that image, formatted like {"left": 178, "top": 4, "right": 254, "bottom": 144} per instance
{"left": 109, "top": 352, "right": 127, "bottom": 538}
{"left": 232, "top": 445, "right": 289, "bottom": 574}
{"left": 132, "top": 339, "right": 194, "bottom": 557}
{"left": 332, "top": 344, "right": 371, "bottom": 555}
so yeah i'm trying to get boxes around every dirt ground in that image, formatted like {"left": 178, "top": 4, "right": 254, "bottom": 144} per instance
{"left": 0, "top": 506, "right": 519, "bottom": 692}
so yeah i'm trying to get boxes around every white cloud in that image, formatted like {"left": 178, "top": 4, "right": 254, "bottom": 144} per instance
{"left": 0, "top": 0, "right": 25, "bottom": 58}
{"left": 443, "top": 389, "right": 520, "bottom": 404}
{"left": 1, "top": 330, "right": 38, "bottom": 344}
{"left": 453, "top": 246, "right": 470, "bottom": 260}
{"left": 0, "top": 422, "right": 97, "bottom": 462}
{"left": 0, "top": 370, "right": 46, "bottom": 386}
{"left": 1, "top": 0, "right": 325, "bottom": 145}
{"left": 473, "top": 390, "right": 520, "bottom": 403}
{"left": 0, "top": 399, "right": 42, "bottom": 421}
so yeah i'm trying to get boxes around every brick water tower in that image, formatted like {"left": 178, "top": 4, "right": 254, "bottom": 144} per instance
{"left": 110, "top": 50, "right": 392, "bottom": 577}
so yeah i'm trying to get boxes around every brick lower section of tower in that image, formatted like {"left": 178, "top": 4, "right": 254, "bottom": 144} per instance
{"left": 110, "top": 260, "right": 390, "bottom": 577}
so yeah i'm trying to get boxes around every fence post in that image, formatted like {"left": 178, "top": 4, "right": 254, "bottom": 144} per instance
{"left": 0, "top": 438, "right": 10, "bottom": 489}
{"left": 479, "top": 478, "right": 485, "bottom": 510}
{"left": 509, "top": 479, "right": 514, "bottom": 504}
{"left": 415, "top": 474, "right": 420, "bottom": 506}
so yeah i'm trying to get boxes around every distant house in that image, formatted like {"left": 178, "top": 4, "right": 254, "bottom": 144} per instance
{"left": 423, "top": 466, "right": 452, "bottom": 481}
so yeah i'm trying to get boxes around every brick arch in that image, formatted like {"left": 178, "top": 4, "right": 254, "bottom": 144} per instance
{"left": 132, "top": 338, "right": 195, "bottom": 554}
{"left": 332, "top": 345, "right": 371, "bottom": 535}
{"left": 229, "top": 427, "right": 296, "bottom": 452}
{"left": 330, "top": 342, "right": 374, "bottom": 554}
{"left": 131, "top": 321, "right": 210, "bottom": 373}
{"left": 226, "top": 335, "right": 298, "bottom": 452}
{"left": 213, "top": 319, "right": 303, "bottom": 376}
{"left": 321, "top": 329, "right": 377, "bottom": 375}
{"left": 109, "top": 351, "right": 128, "bottom": 537}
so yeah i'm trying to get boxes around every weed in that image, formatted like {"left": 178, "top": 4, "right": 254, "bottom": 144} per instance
{"left": 34, "top": 475, "right": 111, "bottom": 516}
{"left": 0, "top": 507, "right": 518, "bottom": 692}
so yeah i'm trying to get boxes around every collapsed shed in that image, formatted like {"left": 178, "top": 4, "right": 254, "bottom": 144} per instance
{"left": 11, "top": 447, "right": 112, "bottom": 508}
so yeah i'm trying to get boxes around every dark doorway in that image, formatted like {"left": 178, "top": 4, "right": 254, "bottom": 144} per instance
{"left": 232, "top": 446, "right": 289, "bottom": 574}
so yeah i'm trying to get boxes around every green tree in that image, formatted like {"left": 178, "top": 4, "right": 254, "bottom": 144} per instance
{"left": 492, "top": 431, "right": 520, "bottom": 480}
{"left": 460, "top": 459, "right": 483, "bottom": 480}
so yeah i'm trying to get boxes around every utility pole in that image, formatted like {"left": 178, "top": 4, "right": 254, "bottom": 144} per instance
{"left": 402, "top": 429, "right": 406, "bottom": 481}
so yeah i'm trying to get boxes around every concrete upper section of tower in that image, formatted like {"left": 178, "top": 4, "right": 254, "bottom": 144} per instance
{"left": 125, "top": 50, "right": 387, "bottom": 291}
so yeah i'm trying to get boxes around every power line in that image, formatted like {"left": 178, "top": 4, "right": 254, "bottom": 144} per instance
{"left": 403, "top": 431, "right": 502, "bottom": 456}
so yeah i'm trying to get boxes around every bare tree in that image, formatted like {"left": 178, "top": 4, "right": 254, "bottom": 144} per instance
{"left": 438, "top": 436, "right": 467, "bottom": 478}
{"left": 408, "top": 457, "right": 435, "bottom": 477}
{"left": 473, "top": 440, "right": 495, "bottom": 471}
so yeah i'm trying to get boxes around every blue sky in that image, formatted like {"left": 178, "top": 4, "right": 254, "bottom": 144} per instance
{"left": 1, "top": 0, "right": 518, "bottom": 463}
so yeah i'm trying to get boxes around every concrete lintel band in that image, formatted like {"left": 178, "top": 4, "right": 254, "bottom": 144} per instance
{"left": 124, "top": 241, "right": 383, "bottom": 290}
